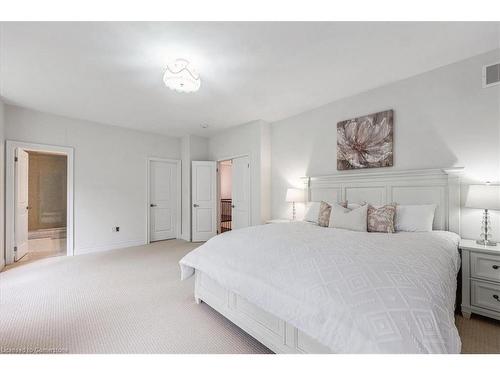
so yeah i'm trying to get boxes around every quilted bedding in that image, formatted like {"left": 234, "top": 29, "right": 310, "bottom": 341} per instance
{"left": 180, "top": 221, "right": 461, "bottom": 353}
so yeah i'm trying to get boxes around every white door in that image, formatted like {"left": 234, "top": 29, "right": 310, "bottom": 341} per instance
{"left": 149, "top": 160, "right": 178, "bottom": 242}
{"left": 232, "top": 156, "right": 251, "bottom": 230}
{"left": 15, "top": 148, "right": 29, "bottom": 261}
{"left": 192, "top": 161, "right": 216, "bottom": 242}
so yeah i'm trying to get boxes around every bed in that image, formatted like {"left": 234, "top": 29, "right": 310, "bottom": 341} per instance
{"left": 180, "top": 168, "right": 464, "bottom": 353}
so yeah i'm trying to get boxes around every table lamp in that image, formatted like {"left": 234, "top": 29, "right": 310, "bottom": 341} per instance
{"left": 286, "top": 188, "right": 304, "bottom": 221}
{"left": 465, "top": 183, "right": 500, "bottom": 246}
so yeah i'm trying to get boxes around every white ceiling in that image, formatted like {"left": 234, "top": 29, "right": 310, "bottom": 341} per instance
{"left": 1, "top": 22, "right": 499, "bottom": 137}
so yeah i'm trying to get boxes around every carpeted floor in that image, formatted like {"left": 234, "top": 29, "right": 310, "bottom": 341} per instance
{"left": 1, "top": 239, "right": 499, "bottom": 354}
{"left": 455, "top": 314, "right": 500, "bottom": 353}
{"left": 0, "top": 240, "right": 271, "bottom": 354}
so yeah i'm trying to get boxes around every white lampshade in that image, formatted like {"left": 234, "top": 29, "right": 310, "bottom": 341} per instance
{"left": 286, "top": 188, "right": 304, "bottom": 203}
{"left": 465, "top": 184, "right": 500, "bottom": 210}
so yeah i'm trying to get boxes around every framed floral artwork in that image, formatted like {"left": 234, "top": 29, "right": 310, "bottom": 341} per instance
{"left": 337, "top": 110, "right": 393, "bottom": 170}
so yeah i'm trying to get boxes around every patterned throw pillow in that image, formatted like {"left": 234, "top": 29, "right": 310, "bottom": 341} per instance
{"left": 318, "top": 201, "right": 347, "bottom": 227}
{"left": 317, "top": 201, "right": 332, "bottom": 227}
{"left": 367, "top": 204, "right": 396, "bottom": 233}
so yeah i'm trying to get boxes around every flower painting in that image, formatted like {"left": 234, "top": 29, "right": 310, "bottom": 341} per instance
{"left": 337, "top": 110, "right": 393, "bottom": 170}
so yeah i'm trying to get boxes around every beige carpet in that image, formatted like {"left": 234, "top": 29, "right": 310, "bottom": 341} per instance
{"left": 0, "top": 240, "right": 271, "bottom": 354}
{"left": 455, "top": 314, "right": 500, "bottom": 354}
{"left": 1, "top": 239, "right": 499, "bottom": 354}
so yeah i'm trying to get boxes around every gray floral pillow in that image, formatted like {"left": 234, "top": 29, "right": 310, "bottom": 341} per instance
{"left": 318, "top": 201, "right": 347, "bottom": 227}
{"left": 367, "top": 204, "right": 396, "bottom": 233}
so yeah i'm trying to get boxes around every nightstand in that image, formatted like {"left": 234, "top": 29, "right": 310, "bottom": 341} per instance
{"left": 460, "top": 239, "right": 500, "bottom": 320}
{"left": 266, "top": 219, "right": 292, "bottom": 224}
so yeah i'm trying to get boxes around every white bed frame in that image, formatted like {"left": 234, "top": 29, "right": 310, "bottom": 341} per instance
{"left": 194, "top": 167, "right": 463, "bottom": 353}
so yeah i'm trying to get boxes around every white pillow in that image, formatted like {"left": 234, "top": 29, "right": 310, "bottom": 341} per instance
{"left": 347, "top": 201, "right": 367, "bottom": 210}
{"left": 394, "top": 204, "right": 436, "bottom": 232}
{"left": 328, "top": 203, "right": 368, "bottom": 232}
{"left": 303, "top": 202, "right": 321, "bottom": 223}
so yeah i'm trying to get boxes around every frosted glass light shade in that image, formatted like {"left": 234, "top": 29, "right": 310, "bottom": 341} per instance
{"left": 465, "top": 185, "right": 500, "bottom": 210}
{"left": 163, "top": 59, "right": 201, "bottom": 93}
{"left": 286, "top": 188, "right": 304, "bottom": 203}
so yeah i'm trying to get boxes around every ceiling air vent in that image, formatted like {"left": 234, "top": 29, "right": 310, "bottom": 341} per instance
{"left": 483, "top": 62, "right": 500, "bottom": 88}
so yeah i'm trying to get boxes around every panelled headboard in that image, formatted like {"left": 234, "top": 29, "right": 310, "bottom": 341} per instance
{"left": 302, "top": 168, "right": 463, "bottom": 234}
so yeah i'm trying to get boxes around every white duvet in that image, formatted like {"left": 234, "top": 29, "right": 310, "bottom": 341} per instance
{"left": 180, "top": 222, "right": 461, "bottom": 353}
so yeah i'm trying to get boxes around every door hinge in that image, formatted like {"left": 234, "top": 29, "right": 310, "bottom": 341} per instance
{"left": 14, "top": 246, "right": 17, "bottom": 253}
{"left": 14, "top": 156, "right": 18, "bottom": 162}
{"left": 247, "top": 163, "right": 250, "bottom": 168}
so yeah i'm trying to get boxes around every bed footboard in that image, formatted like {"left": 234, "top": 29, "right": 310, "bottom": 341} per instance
{"left": 194, "top": 270, "right": 331, "bottom": 354}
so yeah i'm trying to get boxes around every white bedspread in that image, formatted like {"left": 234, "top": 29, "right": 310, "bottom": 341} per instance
{"left": 179, "top": 222, "right": 461, "bottom": 353}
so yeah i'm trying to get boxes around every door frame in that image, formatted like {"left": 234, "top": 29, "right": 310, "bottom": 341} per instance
{"left": 5, "top": 140, "right": 75, "bottom": 265}
{"left": 146, "top": 157, "right": 181, "bottom": 244}
{"left": 215, "top": 154, "right": 251, "bottom": 231}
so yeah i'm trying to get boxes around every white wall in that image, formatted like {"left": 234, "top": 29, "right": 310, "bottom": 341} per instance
{"left": 0, "top": 98, "right": 5, "bottom": 269}
{"left": 180, "top": 135, "right": 209, "bottom": 241}
{"left": 5, "top": 105, "right": 181, "bottom": 254}
{"left": 271, "top": 49, "right": 500, "bottom": 240}
{"left": 208, "top": 120, "right": 271, "bottom": 225}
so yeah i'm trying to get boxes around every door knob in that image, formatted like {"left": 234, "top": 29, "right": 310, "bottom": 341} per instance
{"left": 231, "top": 205, "right": 235, "bottom": 208}
{"left": 193, "top": 204, "right": 199, "bottom": 207}
{"left": 26, "top": 206, "right": 32, "bottom": 210}
{"left": 150, "top": 204, "right": 157, "bottom": 207}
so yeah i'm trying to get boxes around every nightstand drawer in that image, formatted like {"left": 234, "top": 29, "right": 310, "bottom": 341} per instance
{"left": 471, "top": 252, "right": 500, "bottom": 282}
{"left": 471, "top": 280, "right": 500, "bottom": 312}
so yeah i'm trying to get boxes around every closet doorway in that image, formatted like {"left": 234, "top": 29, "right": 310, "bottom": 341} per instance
{"left": 217, "top": 155, "right": 250, "bottom": 234}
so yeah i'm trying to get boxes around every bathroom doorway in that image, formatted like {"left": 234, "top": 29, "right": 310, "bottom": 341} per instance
{"left": 5, "top": 141, "right": 74, "bottom": 267}
{"left": 24, "top": 151, "right": 68, "bottom": 263}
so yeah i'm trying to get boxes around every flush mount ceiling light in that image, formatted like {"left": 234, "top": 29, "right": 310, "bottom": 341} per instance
{"left": 163, "top": 58, "right": 201, "bottom": 93}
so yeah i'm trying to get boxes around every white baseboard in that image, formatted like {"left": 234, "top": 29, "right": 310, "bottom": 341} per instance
{"left": 75, "top": 239, "right": 146, "bottom": 255}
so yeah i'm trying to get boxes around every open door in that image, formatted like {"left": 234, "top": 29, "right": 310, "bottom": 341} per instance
{"left": 232, "top": 156, "right": 251, "bottom": 230}
{"left": 192, "top": 161, "right": 217, "bottom": 242}
{"left": 15, "top": 148, "right": 29, "bottom": 261}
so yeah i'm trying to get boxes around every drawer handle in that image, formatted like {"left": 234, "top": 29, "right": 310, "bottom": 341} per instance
{"left": 493, "top": 265, "right": 499, "bottom": 270}
{"left": 494, "top": 295, "right": 500, "bottom": 302}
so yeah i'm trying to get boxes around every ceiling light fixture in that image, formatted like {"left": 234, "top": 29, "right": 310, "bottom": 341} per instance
{"left": 163, "top": 58, "right": 201, "bottom": 93}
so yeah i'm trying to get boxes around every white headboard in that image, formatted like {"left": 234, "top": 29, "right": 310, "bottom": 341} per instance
{"left": 302, "top": 168, "right": 463, "bottom": 234}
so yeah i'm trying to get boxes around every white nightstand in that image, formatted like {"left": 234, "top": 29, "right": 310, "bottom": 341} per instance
{"left": 266, "top": 219, "right": 292, "bottom": 224}
{"left": 460, "top": 239, "right": 500, "bottom": 320}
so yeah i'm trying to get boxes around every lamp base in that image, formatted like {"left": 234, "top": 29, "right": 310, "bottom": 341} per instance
{"left": 477, "top": 209, "right": 497, "bottom": 246}
{"left": 476, "top": 239, "right": 497, "bottom": 246}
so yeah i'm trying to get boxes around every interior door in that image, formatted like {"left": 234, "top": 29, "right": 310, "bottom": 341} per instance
{"left": 15, "top": 148, "right": 29, "bottom": 261}
{"left": 232, "top": 156, "right": 251, "bottom": 230}
{"left": 192, "top": 161, "right": 216, "bottom": 242}
{"left": 149, "top": 160, "right": 178, "bottom": 242}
